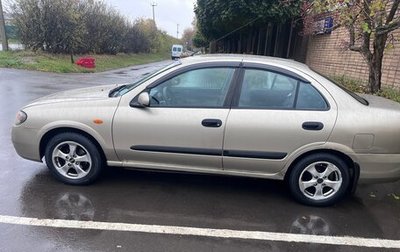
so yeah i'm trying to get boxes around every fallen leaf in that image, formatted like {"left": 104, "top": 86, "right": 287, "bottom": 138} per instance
{"left": 390, "top": 193, "right": 400, "bottom": 200}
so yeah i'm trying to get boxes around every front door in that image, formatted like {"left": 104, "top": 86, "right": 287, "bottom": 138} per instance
{"left": 113, "top": 66, "right": 237, "bottom": 171}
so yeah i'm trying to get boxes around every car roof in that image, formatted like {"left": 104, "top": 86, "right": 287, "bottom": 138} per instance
{"left": 179, "top": 54, "right": 310, "bottom": 71}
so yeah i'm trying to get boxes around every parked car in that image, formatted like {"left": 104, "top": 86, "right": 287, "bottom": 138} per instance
{"left": 12, "top": 55, "right": 400, "bottom": 206}
{"left": 171, "top": 44, "right": 183, "bottom": 60}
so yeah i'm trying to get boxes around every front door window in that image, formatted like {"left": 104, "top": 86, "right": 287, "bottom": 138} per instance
{"left": 149, "top": 68, "right": 234, "bottom": 108}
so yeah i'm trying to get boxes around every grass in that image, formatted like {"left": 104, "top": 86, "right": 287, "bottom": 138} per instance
{"left": 330, "top": 75, "right": 400, "bottom": 103}
{"left": 0, "top": 50, "right": 170, "bottom": 73}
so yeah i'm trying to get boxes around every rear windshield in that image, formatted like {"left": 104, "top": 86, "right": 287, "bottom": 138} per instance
{"left": 314, "top": 71, "right": 369, "bottom": 106}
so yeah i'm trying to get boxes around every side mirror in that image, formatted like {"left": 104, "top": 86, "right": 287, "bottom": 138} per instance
{"left": 137, "top": 92, "right": 150, "bottom": 107}
{"left": 131, "top": 92, "right": 150, "bottom": 108}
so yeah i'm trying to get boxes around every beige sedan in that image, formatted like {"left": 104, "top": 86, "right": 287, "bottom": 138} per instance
{"left": 12, "top": 55, "right": 400, "bottom": 206}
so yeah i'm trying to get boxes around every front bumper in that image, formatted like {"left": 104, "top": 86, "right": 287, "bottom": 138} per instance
{"left": 11, "top": 125, "right": 42, "bottom": 162}
{"left": 357, "top": 153, "right": 400, "bottom": 183}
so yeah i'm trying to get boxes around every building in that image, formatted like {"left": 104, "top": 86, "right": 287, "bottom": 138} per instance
{"left": 306, "top": 26, "right": 400, "bottom": 89}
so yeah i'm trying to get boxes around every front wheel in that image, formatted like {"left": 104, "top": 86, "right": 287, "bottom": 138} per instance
{"left": 45, "top": 132, "right": 104, "bottom": 185}
{"left": 288, "top": 153, "right": 350, "bottom": 206}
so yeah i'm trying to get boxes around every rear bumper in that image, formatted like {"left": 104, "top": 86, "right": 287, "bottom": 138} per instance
{"left": 357, "top": 153, "right": 400, "bottom": 183}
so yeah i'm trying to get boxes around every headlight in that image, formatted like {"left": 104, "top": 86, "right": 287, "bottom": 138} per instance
{"left": 15, "top": 110, "right": 27, "bottom": 125}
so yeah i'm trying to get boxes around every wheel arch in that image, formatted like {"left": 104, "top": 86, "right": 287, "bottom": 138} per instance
{"left": 284, "top": 149, "right": 360, "bottom": 193}
{"left": 39, "top": 127, "right": 107, "bottom": 163}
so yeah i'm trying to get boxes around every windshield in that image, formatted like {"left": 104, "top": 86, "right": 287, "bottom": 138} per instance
{"left": 313, "top": 71, "right": 369, "bottom": 106}
{"left": 109, "top": 61, "right": 181, "bottom": 97}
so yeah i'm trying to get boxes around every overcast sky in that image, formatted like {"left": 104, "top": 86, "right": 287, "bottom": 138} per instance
{"left": 105, "top": 0, "right": 196, "bottom": 38}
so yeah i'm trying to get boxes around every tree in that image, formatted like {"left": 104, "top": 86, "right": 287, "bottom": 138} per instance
{"left": 181, "top": 27, "right": 195, "bottom": 50}
{"left": 302, "top": 0, "right": 400, "bottom": 93}
{"left": 194, "top": 0, "right": 302, "bottom": 43}
{"left": 192, "top": 31, "right": 208, "bottom": 48}
{"left": 10, "top": 0, "right": 167, "bottom": 55}
{"left": 135, "top": 18, "right": 159, "bottom": 53}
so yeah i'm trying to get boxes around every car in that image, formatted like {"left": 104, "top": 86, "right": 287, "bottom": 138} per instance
{"left": 12, "top": 54, "right": 400, "bottom": 206}
{"left": 171, "top": 44, "right": 183, "bottom": 60}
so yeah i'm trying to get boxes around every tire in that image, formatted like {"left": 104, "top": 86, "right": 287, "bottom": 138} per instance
{"left": 288, "top": 153, "right": 350, "bottom": 207}
{"left": 45, "top": 132, "right": 104, "bottom": 185}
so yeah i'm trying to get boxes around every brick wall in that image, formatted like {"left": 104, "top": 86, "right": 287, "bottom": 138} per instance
{"left": 306, "top": 27, "right": 400, "bottom": 89}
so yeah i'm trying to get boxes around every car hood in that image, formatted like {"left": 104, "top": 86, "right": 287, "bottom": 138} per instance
{"left": 24, "top": 84, "right": 123, "bottom": 108}
{"left": 360, "top": 94, "right": 400, "bottom": 111}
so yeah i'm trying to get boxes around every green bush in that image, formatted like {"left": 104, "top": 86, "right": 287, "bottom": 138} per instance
{"left": 330, "top": 75, "right": 400, "bottom": 103}
{"left": 11, "top": 0, "right": 175, "bottom": 55}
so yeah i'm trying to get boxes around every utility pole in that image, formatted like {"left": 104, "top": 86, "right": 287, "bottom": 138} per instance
{"left": 151, "top": 2, "right": 157, "bottom": 24}
{"left": 176, "top": 24, "right": 179, "bottom": 39}
{"left": 0, "top": 0, "right": 8, "bottom": 51}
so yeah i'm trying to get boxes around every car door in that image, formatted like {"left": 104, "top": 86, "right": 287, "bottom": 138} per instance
{"left": 113, "top": 64, "right": 239, "bottom": 172}
{"left": 223, "top": 64, "right": 337, "bottom": 175}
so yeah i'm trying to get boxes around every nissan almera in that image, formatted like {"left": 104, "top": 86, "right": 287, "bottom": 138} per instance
{"left": 12, "top": 55, "right": 400, "bottom": 206}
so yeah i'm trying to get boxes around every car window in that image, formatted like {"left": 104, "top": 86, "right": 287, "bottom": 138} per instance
{"left": 238, "top": 69, "right": 297, "bottom": 109}
{"left": 149, "top": 68, "right": 234, "bottom": 108}
{"left": 296, "top": 83, "right": 328, "bottom": 110}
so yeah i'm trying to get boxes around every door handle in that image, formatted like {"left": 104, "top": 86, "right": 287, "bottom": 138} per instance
{"left": 302, "top": 122, "right": 324, "bottom": 131}
{"left": 202, "top": 119, "right": 222, "bottom": 128}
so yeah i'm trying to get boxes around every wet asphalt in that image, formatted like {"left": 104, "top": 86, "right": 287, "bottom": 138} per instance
{"left": 0, "top": 62, "right": 399, "bottom": 252}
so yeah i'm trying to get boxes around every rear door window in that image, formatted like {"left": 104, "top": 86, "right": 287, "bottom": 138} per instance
{"left": 237, "top": 68, "right": 328, "bottom": 110}
{"left": 238, "top": 69, "right": 297, "bottom": 109}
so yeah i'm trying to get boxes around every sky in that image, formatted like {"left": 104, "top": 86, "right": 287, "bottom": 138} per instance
{"left": 105, "top": 0, "right": 196, "bottom": 38}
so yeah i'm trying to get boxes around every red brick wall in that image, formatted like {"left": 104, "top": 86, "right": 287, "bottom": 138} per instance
{"left": 306, "top": 27, "right": 400, "bottom": 89}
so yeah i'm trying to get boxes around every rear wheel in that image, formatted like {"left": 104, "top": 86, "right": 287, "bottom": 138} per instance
{"left": 45, "top": 132, "right": 104, "bottom": 185}
{"left": 288, "top": 153, "right": 350, "bottom": 206}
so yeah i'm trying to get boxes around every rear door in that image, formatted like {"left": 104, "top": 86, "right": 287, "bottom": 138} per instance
{"left": 223, "top": 63, "right": 337, "bottom": 175}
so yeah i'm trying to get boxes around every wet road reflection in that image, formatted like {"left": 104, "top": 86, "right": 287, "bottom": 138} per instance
{"left": 20, "top": 168, "right": 385, "bottom": 238}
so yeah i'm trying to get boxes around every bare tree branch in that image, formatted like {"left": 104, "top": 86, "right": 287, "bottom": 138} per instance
{"left": 332, "top": 23, "right": 341, "bottom": 31}
{"left": 349, "top": 46, "right": 363, "bottom": 52}
{"left": 349, "top": 24, "right": 357, "bottom": 46}
{"left": 386, "top": 0, "right": 400, "bottom": 24}
{"left": 377, "top": 19, "right": 400, "bottom": 35}
{"left": 362, "top": 0, "right": 373, "bottom": 60}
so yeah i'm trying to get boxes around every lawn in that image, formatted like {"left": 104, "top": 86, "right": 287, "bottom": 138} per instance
{"left": 0, "top": 50, "right": 170, "bottom": 73}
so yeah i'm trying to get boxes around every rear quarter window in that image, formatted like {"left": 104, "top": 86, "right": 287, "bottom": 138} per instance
{"left": 296, "top": 83, "right": 328, "bottom": 110}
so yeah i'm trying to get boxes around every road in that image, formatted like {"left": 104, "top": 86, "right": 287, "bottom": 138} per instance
{"left": 0, "top": 62, "right": 399, "bottom": 251}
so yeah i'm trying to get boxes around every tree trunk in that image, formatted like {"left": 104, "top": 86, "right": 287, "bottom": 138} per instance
{"left": 256, "top": 28, "right": 262, "bottom": 55}
{"left": 238, "top": 32, "right": 242, "bottom": 53}
{"left": 368, "top": 61, "right": 380, "bottom": 93}
{"left": 368, "top": 35, "right": 386, "bottom": 93}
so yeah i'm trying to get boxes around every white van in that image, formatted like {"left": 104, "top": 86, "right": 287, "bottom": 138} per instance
{"left": 171, "top": 44, "right": 183, "bottom": 60}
